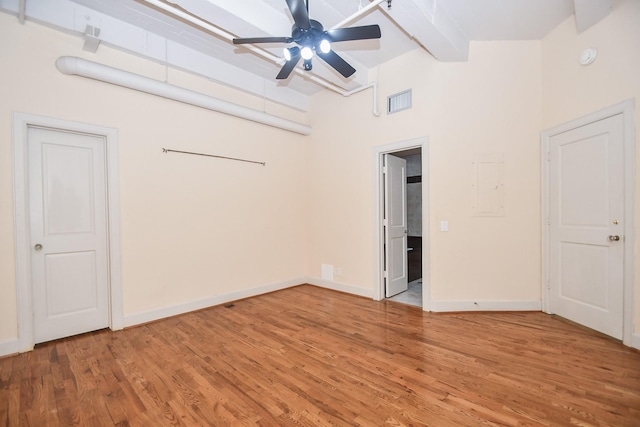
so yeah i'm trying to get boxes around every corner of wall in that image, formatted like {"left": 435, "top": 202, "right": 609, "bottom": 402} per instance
{"left": 304, "top": 277, "right": 374, "bottom": 299}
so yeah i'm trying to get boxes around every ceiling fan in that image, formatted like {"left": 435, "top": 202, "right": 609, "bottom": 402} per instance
{"left": 232, "top": 0, "right": 381, "bottom": 80}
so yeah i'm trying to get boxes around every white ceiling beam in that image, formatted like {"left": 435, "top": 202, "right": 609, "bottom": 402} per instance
{"left": 14, "top": 0, "right": 310, "bottom": 111}
{"left": 174, "top": 0, "right": 291, "bottom": 38}
{"left": 18, "top": 0, "right": 25, "bottom": 23}
{"left": 382, "top": 0, "right": 469, "bottom": 62}
{"left": 573, "top": 0, "right": 612, "bottom": 34}
{"left": 171, "top": 0, "right": 370, "bottom": 90}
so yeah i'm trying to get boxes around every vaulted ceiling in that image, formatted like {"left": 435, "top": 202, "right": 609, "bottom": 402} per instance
{"left": 1, "top": 0, "right": 611, "bottom": 111}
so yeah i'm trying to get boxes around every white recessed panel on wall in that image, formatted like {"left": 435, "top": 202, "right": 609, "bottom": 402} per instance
{"left": 471, "top": 153, "right": 504, "bottom": 217}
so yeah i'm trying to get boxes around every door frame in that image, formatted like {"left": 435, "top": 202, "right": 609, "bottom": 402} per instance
{"left": 372, "top": 137, "right": 430, "bottom": 309}
{"left": 541, "top": 99, "right": 635, "bottom": 346}
{"left": 13, "top": 113, "right": 124, "bottom": 352}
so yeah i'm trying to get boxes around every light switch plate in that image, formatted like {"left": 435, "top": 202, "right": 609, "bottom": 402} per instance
{"left": 440, "top": 220, "right": 449, "bottom": 232}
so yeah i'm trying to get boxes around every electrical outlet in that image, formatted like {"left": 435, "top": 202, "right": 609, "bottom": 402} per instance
{"left": 334, "top": 267, "right": 342, "bottom": 276}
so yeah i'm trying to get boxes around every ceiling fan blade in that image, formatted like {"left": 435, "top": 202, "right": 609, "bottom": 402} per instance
{"left": 233, "top": 36, "right": 293, "bottom": 44}
{"left": 286, "top": 0, "right": 311, "bottom": 30}
{"left": 317, "top": 49, "right": 356, "bottom": 78}
{"left": 326, "top": 25, "right": 381, "bottom": 42}
{"left": 276, "top": 51, "right": 301, "bottom": 80}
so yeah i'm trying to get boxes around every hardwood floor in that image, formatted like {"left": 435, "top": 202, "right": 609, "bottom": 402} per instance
{"left": 1, "top": 285, "right": 639, "bottom": 426}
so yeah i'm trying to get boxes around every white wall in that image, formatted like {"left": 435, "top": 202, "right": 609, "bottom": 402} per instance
{"left": 0, "top": 14, "right": 309, "bottom": 345}
{"left": 306, "top": 0, "right": 639, "bottom": 327}
{"left": 307, "top": 41, "right": 543, "bottom": 308}
{"left": 541, "top": 0, "right": 640, "bottom": 336}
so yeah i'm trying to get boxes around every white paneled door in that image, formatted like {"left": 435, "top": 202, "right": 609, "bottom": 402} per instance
{"left": 548, "top": 114, "right": 625, "bottom": 339}
{"left": 28, "top": 126, "right": 110, "bottom": 344}
{"left": 384, "top": 154, "right": 408, "bottom": 298}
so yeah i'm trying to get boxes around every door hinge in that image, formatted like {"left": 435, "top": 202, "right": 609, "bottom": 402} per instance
{"left": 383, "top": 218, "right": 388, "bottom": 227}
{"left": 383, "top": 270, "right": 388, "bottom": 279}
{"left": 382, "top": 166, "right": 387, "bottom": 174}
{"left": 547, "top": 217, "right": 551, "bottom": 226}
{"left": 547, "top": 151, "right": 551, "bottom": 162}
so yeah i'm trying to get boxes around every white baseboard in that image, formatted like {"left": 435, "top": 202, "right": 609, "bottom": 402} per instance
{"left": 0, "top": 338, "right": 21, "bottom": 358}
{"left": 430, "top": 299, "right": 542, "bottom": 312}
{"left": 304, "top": 276, "right": 373, "bottom": 298}
{"left": 123, "top": 278, "right": 305, "bottom": 328}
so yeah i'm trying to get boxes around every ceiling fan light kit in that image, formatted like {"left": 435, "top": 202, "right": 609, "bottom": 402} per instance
{"left": 301, "top": 46, "right": 314, "bottom": 60}
{"left": 233, "top": 0, "right": 382, "bottom": 80}
{"left": 319, "top": 39, "right": 331, "bottom": 54}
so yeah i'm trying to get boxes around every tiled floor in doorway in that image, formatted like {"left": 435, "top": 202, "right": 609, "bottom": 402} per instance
{"left": 387, "top": 279, "right": 422, "bottom": 307}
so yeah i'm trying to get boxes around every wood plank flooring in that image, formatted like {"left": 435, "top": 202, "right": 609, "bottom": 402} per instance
{"left": 1, "top": 285, "right": 639, "bottom": 426}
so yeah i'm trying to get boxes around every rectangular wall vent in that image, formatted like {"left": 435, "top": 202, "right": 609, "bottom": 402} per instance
{"left": 387, "top": 89, "right": 412, "bottom": 114}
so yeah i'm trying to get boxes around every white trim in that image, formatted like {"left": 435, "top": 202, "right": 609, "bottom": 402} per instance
{"left": 12, "top": 114, "right": 33, "bottom": 353}
{"left": 632, "top": 333, "right": 640, "bottom": 351}
{"left": 372, "top": 137, "right": 430, "bottom": 310}
{"left": 105, "top": 128, "right": 124, "bottom": 331}
{"left": 541, "top": 133, "right": 551, "bottom": 315}
{"left": 430, "top": 300, "right": 542, "bottom": 313}
{"left": 541, "top": 99, "right": 636, "bottom": 347}
{"left": 304, "top": 277, "right": 373, "bottom": 298}
{"left": 123, "top": 278, "right": 304, "bottom": 327}
{"left": 421, "top": 145, "right": 431, "bottom": 312}
{"left": 0, "top": 339, "right": 21, "bottom": 358}
{"left": 12, "top": 112, "right": 123, "bottom": 352}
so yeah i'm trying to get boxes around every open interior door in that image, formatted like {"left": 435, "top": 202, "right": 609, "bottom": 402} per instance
{"left": 384, "top": 154, "right": 408, "bottom": 298}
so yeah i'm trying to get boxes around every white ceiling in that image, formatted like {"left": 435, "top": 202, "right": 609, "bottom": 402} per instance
{"left": 439, "top": 0, "right": 576, "bottom": 40}
{"left": 0, "top": 0, "right": 610, "bottom": 111}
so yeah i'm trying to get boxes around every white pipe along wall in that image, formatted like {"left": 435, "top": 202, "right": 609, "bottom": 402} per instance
{"left": 55, "top": 56, "right": 313, "bottom": 136}
{"left": 343, "top": 82, "right": 380, "bottom": 117}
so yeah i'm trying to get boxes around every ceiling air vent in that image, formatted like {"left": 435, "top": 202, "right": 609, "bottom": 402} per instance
{"left": 387, "top": 89, "right": 412, "bottom": 114}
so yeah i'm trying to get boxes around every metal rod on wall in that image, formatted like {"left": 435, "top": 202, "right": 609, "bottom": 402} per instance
{"left": 162, "top": 148, "right": 265, "bottom": 166}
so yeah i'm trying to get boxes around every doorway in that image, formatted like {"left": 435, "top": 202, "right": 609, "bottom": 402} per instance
{"left": 373, "top": 137, "right": 429, "bottom": 309}
{"left": 541, "top": 100, "right": 635, "bottom": 345}
{"left": 13, "top": 113, "right": 124, "bottom": 352}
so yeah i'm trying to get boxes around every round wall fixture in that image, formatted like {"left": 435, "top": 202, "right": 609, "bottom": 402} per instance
{"left": 579, "top": 48, "right": 597, "bottom": 66}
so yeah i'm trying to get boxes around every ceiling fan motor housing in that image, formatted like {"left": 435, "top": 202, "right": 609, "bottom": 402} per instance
{"left": 292, "top": 19, "right": 327, "bottom": 51}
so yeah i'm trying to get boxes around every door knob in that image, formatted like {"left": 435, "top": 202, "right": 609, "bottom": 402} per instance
{"left": 34, "top": 244, "right": 43, "bottom": 251}
{"left": 608, "top": 235, "right": 620, "bottom": 242}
